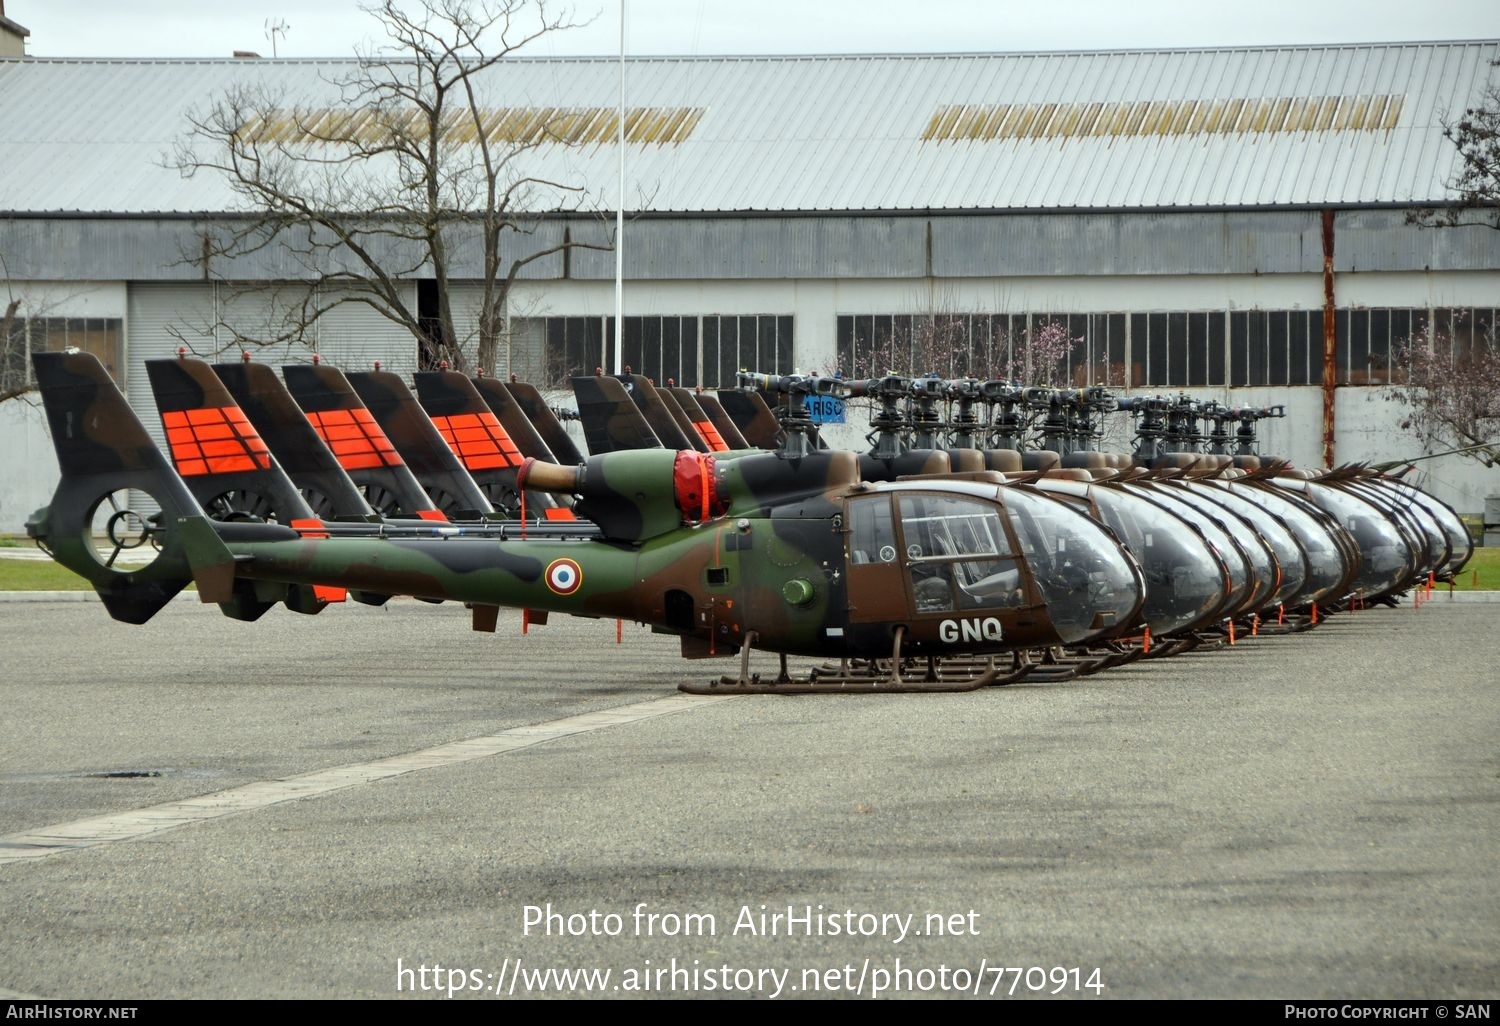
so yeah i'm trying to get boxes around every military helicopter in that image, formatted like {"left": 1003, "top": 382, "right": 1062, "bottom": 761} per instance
{"left": 577, "top": 369, "right": 1467, "bottom": 639}
{"left": 27, "top": 351, "right": 1152, "bottom": 693}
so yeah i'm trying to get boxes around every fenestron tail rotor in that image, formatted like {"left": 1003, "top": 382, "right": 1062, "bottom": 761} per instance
{"left": 204, "top": 488, "right": 277, "bottom": 523}
{"left": 27, "top": 352, "right": 210, "bottom": 623}
{"left": 144, "top": 356, "right": 315, "bottom": 525}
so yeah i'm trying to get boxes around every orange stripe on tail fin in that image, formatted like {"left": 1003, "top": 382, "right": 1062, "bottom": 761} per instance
{"left": 693, "top": 419, "right": 729, "bottom": 452}
{"left": 290, "top": 518, "right": 329, "bottom": 538}
{"left": 303, "top": 408, "right": 403, "bottom": 472}
{"left": 429, "top": 411, "right": 525, "bottom": 471}
{"left": 161, "top": 407, "right": 273, "bottom": 476}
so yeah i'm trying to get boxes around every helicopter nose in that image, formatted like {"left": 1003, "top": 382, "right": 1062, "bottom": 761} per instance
{"left": 1002, "top": 488, "right": 1143, "bottom": 646}
{"left": 1031, "top": 539, "right": 1142, "bottom": 645}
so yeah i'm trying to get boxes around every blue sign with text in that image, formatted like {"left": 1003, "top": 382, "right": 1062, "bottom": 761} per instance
{"left": 806, "top": 394, "right": 846, "bottom": 424}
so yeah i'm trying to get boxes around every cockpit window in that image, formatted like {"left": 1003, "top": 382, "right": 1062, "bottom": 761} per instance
{"left": 898, "top": 495, "right": 1011, "bottom": 561}
{"left": 847, "top": 495, "right": 897, "bottom": 565}
{"left": 1001, "top": 486, "right": 1144, "bottom": 643}
{"left": 896, "top": 495, "right": 1025, "bottom": 612}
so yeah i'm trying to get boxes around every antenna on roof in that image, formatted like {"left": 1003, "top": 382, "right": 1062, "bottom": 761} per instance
{"left": 265, "top": 18, "right": 290, "bottom": 58}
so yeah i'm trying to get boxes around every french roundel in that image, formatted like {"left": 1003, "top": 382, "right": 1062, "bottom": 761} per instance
{"left": 545, "top": 558, "right": 583, "bottom": 596}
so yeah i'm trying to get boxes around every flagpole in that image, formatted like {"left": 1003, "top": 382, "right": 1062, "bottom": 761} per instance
{"left": 613, "top": 0, "right": 625, "bottom": 374}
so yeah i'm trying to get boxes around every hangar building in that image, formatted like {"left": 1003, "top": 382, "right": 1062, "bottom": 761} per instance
{"left": 2, "top": 28, "right": 1498, "bottom": 529}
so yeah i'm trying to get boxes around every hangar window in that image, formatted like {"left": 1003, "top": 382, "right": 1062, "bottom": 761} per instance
{"left": 1032, "top": 313, "right": 1126, "bottom": 387}
{"left": 1134, "top": 311, "right": 1224, "bottom": 387}
{"left": 1223, "top": 306, "right": 1494, "bottom": 387}
{"left": 837, "top": 314, "right": 925, "bottom": 378}
{"left": 538, "top": 316, "right": 606, "bottom": 386}
{"left": 1433, "top": 308, "right": 1498, "bottom": 360}
{"left": 616, "top": 315, "right": 701, "bottom": 387}
{"left": 836, "top": 313, "right": 1124, "bottom": 386}
{"left": 702, "top": 314, "right": 793, "bottom": 386}
{"left": 821, "top": 306, "right": 1489, "bottom": 391}
{"left": 516, "top": 314, "right": 792, "bottom": 389}
{"left": 1229, "top": 310, "right": 1321, "bottom": 386}
{"left": 3, "top": 317, "right": 125, "bottom": 393}
{"left": 1380, "top": 307, "right": 1496, "bottom": 386}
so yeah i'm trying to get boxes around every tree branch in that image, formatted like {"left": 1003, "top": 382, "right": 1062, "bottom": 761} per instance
{"left": 165, "top": 0, "right": 609, "bottom": 375}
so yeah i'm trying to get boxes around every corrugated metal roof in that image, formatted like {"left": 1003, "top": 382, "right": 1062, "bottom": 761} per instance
{"left": 0, "top": 42, "right": 1495, "bottom": 215}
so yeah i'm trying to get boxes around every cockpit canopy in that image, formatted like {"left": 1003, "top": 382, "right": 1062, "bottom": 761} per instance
{"left": 845, "top": 486, "right": 1143, "bottom": 647}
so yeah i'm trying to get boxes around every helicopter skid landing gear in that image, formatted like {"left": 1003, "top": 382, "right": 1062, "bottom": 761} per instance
{"left": 1016, "top": 646, "right": 1087, "bottom": 683}
{"left": 1143, "top": 636, "right": 1197, "bottom": 659}
{"left": 680, "top": 629, "right": 1035, "bottom": 694}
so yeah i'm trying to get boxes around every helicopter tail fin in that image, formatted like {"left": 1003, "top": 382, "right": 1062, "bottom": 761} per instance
{"left": 282, "top": 362, "right": 444, "bottom": 519}
{"left": 571, "top": 374, "right": 664, "bottom": 455}
{"left": 211, "top": 357, "right": 378, "bottom": 520}
{"left": 503, "top": 379, "right": 585, "bottom": 464}
{"left": 619, "top": 374, "right": 697, "bottom": 450}
{"left": 347, "top": 368, "right": 494, "bottom": 518}
{"left": 26, "top": 351, "right": 213, "bottom": 623}
{"left": 714, "top": 388, "right": 782, "bottom": 450}
{"left": 29, "top": 351, "right": 348, "bottom": 623}
{"left": 665, "top": 385, "right": 735, "bottom": 451}
{"left": 144, "top": 356, "right": 318, "bottom": 524}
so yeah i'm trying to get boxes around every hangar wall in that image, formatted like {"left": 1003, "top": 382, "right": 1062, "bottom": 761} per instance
{"left": 507, "top": 269, "right": 1500, "bottom": 377}
{"left": 0, "top": 398, "right": 57, "bottom": 537}
{"left": 501, "top": 270, "right": 1498, "bottom": 511}
{"left": 2, "top": 282, "right": 126, "bottom": 536}
{"left": 3, "top": 267, "right": 1496, "bottom": 533}
{"left": 0, "top": 283, "right": 421, "bottom": 533}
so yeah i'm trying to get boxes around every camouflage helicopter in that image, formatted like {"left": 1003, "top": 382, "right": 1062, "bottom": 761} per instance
{"left": 573, "top": 369, "right": 1467, "bottom": 644}
{"left": 26, "top": 351, "right": 1149, "bottom": 693}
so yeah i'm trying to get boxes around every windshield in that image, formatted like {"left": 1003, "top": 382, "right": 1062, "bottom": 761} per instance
{"left": 1188, "top": 481, "right": 1306, "bottom": 608}
{"left": 1381, "top": 479, "right": 1472, "bottom": 574}
{"left": 1279, "top": 480, "right": 1413, "bottom": 599}
{"left": 996, "top": 487, "right": 1142, "bottom": 645}
{"left": 1228, "top": 483, "right": 1349, "bottom": 605}
{"left": 1129, "top": 483, "right": 1250, "bottom": 618}
{"left": 1089, "top": 485, "right": 1226, "bottom": 636}
{"left": 1159, "top": 482, "right": 1279, "bottom": 615}
{"left": 1344, "top": 480, "right": 1448, "bottom": 577}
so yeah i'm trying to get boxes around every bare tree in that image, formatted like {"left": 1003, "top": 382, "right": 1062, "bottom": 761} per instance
{"left": 1409, "top": 65, "right": 1500, "bottom": 232}
{"left": 1393, "top": 69, "right": 1500, "bottom": 465}
{"left": 1, "top": 294, "right": 23, "bottom": 404}
{"left": 1, "top": 252, "right": 122, "bottom": 405}
{"left": 170, "top": 0, "right": 612, "bottom": 373}
{"left": 1389, "top": 316, "right": 1500, "bottom": 467}
{"left": 2, "top": 248, "right": 33, "bottom": 402}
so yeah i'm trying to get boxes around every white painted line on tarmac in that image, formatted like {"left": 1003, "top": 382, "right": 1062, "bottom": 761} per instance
{"left": 0, "top": 693, "right": 736, "bottom": 866}
{"left": 0, "top": 987, "right": 46, "bottom": 999}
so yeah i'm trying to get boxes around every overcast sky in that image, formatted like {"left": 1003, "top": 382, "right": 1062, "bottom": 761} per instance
{"left": 9, "top": 0, "right": 1500, "bottom": 59}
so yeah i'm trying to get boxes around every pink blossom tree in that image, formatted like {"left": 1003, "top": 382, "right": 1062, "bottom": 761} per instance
{"left": 847, "top": 315, "right": 1081, "bottom": 384}
{"left": 1004, "top": 319, "right": 1076, "bottom": 386}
